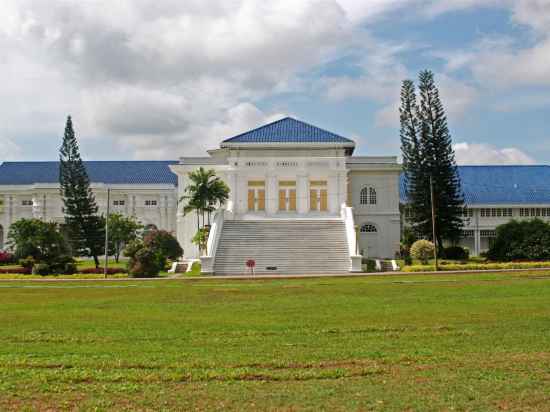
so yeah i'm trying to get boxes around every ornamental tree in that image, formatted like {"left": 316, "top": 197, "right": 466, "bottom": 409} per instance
{"left": 400, "top": 71, "right": 464, "bottom": 249}
{"left": 59, "top": 116, "right": 105, "bottom": 267}
{"left": 107, "top": 213, "right": 143, "bottom": 262}
{"left": 143, "top": 229, "right": 183, "bottom": 261}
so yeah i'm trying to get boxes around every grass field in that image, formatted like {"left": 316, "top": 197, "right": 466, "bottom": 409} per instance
{"left": 1, "top": 272, "right": 549, "bottom": 411}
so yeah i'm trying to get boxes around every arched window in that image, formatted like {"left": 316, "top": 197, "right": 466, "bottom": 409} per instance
{"left": 360, "top": 187, "right": 369, "bottom": 204}
{"left": 360, "top": 187, "right": 377, "bottom": 205}
{"left": 369, "top": 188, "right": 377, "bottom": 204}
{"left": 360, "top": 223, "right": 377, "bottom": 233}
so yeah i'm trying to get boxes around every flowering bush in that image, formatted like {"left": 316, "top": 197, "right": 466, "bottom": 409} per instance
{"left": 410, "top": 240, "right": 435, "bottom": 265}
{"left": 0, "top": 266, "right": 31, "bottom": 274}
{"left": 0, "top": 250, "right": 15, "bottom": 265}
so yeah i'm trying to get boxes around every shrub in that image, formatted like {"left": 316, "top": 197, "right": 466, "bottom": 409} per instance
{"left": 49, "top": 255, "right": 77, "bottom": 275}
{"left": 410, "top": 240, "right": 435, "bottom": 265}
{"left": 487, "top": 219, "right": 550, "bottom": 261}
{"left": 403, "top": 261, "right": 550, "bottom": 272}
{"left": 7, "top": 218, "right": 68, "bottom": 262}
{"left": 192, "top": 228, "right": 209, "bottom": 255}
{"left": 78, "top": 267, "right": 127, "bottom": 275}
{"left": 402, "top": 227, "right": 417, "bottom": 248}
{"left": 442, "top": 246, "right": 469, "bottom": 261}
{"left": 0, "top": 250, "right": 15, "bottom": 265}
{"left": 0, "top": 266, "right": 31, "bottom": 274}
{"left": 19, "top": 256, "right": 35, "bottom": 270}
{"left": 362, "top": 258, "right": 377, "bottom": 272}
{"left": 32, "top": 263, "right": 51, "bottom": 276}
{"left": 143, "top": 230, "right": 183, "bottom": 261}
{"left": 403, "top": 254, "right": 413, "bottom": 266}
{"left": 128, "top": 246, "right": 164, "bottom": 277}
{"left": 62, "top": 262, "right": 78, "bottom": 275}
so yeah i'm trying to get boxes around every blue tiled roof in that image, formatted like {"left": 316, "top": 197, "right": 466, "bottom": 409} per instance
{"left": 0, "top": 161, "right": 178, "bottom": 186}
{"left": 221, "top": 117, "right": 355, "bottom": 145}
{"left": 400, "top": 165, "right": 550, "bottom": 205}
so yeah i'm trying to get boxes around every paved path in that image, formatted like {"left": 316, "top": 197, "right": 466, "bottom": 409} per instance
{"left": 0, "top": 267, "right": 549, "bottom": 282}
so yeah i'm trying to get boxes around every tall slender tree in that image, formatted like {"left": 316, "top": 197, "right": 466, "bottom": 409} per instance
{"left": 400, "top": 71, "right": 464, "bottom": 248}
{"left": 59, "top": 116, "right": 105, "bottom": 267}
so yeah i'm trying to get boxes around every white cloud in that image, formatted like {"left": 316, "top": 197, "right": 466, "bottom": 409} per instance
{"left": 324, "top": 40, "right": 410, "bottom": 103}
{"left": 453, "top": 142, "right": 536, "bottom": 165}
{"left": 0, "top": 137, "right": 22, "bottom": 161}
{"left": 0, "top": 0, "right": 351, "bottom": 159}
{"left": 0, "top": 0, "right": 548, "bottom": 160}
{"left": 436, "top": 1, "right": 550, "bottom": 89}
{"left": 375, "top": 73, "right": 478, "bottom": 128}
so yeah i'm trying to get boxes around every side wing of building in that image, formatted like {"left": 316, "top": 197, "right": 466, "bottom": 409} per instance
{"left": 347, "top": 157, "right": 402, "bottom": 259}
{"left": 0, "top": 161, "right": 178, "bottom": 250}
{"left": 400, "top": 165, "right": 550, "bottom": 256}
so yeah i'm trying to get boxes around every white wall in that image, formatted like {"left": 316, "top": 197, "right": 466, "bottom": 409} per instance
{"left": 349, "top": 169, "right": 401, "bottom": 259}
{"left": 0, "top": 185, "right": 178, "bottom": 251}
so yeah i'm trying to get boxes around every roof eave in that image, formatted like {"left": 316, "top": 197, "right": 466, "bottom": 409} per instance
{"left": 220, "top": 141, "right": 356, "bottom": 149}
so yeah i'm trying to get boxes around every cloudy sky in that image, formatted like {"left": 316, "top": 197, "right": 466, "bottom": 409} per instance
{"left": 1, "top": 0, "right": 549, "bottom": 164}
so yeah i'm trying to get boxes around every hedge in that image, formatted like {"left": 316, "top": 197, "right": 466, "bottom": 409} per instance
{"left": 0, "top": 267, "right": 31, "bottom": 274}
{"left": 78, "top": 267, "right": 127, "bottom": 275}
{"left": 402, "top": 261, "right": 550, "bottom": 272}
{"left": 0, "top": 266, "right": 126, "bottom": 275}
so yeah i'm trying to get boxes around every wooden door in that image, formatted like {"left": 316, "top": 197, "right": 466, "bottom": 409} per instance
{"left": 320, "top": 189, "right": 328, "bottom": 212}
{"left": 248, "top": 189, "right": 255, "bottom": 211}
{"left": 289, "top": 189, "right": 297, "bottom": 211}
{"left": 310, "top": 189, "right": 317, "bottom": 211}
{"left": 257, "top": 189, "right": 265, "bottom": 211}
{"left": 279, "top": 190, "right": 286, "bottom": 211}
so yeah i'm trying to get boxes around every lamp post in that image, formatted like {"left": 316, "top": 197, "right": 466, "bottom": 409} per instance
{"left": 104, "top": 187, "right": 110, "bottom": 278}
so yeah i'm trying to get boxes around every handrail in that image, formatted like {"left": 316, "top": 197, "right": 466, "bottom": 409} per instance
{"left": 341, "top": 203, "right": 357, "bottom": 257}
{"left": 205, "top": 208, "right": 225, "bottom": 258}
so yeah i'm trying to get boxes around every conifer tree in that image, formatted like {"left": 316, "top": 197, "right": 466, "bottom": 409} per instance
{"left": 400, "top": 71, "right": 464, "bottom": 248}
{"left": 59, "top": 116, "right": 105, "bottom": 267}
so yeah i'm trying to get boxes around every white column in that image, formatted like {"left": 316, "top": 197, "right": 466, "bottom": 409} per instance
{"left": 237, "top": 174, "right": 248, "bottom": 214}
{"left": 297, "top": 174, "right": 309, "bottom": 214}
{"left": 328, "top": 174, "right": 338, "bottom": 214}
{"left": 338, "top": 171, "right": 347, "bottom": 208}
{"left": 474, "top": 229, "right": 480, "bottom": 256}
{"left": 225, "top": 171, "right": 237, "bottom": 213}
{"left": 266, "top": 174, "right": 278, "bottom": 215}
{"left": 32, "top": 194, "right": 44, "bottom": 220}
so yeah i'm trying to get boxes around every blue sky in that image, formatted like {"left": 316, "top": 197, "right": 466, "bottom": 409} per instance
{"left": 0, "top": 1, "right": 549, "bottom": 164}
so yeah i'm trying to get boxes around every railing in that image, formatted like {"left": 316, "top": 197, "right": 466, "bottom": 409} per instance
{"left": 341, "top": 204, "right": 356, "bottom": 256}
{"left": 341, "top": 204, "right": 363, "bottom": 272}
{"left": 201, "top": 208, "right": 225, "bottom": 273}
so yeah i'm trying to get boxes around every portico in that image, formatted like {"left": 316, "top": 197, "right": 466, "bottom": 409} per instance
{"left": 224, "top": 157, "right": 348, "bottom": 219}
{"left": 169, "top": 117, "right": 358, "bottom": 262}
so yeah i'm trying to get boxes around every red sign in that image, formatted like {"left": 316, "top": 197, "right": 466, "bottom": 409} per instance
{"left": 246, "top": 259, "right": 256, "bottom": 268}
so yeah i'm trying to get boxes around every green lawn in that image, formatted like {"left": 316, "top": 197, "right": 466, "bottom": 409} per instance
{"left": 1, "top": 273, "right": 549, "bottom": 411}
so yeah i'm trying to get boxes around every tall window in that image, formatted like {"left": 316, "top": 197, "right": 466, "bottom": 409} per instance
{"left": 369, "top": 188, "right": 377, "bottom": 204}
{"left": 360, "top": 187, "right": 377, "bottom": 205}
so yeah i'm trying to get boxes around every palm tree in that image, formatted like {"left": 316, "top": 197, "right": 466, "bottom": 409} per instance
{"left": 180, "top": 168, "right": 230, "bottom": 230}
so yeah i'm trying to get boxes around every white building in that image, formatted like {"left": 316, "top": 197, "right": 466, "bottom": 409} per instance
{"left": 0, "top": 161, "right": 178, "bottom": 250}
{"left": 1, "top": 118, "right": 548, "bottom": 273}
{"left": 400, "top": 165, "right": 550, "bottom": 256}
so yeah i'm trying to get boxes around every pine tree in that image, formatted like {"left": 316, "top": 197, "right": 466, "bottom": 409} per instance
{"left": 400, "top": 71, "right": 464, "bottom": 249}
{"left": 59, "top": 116, "right": 105, "bottom": 267}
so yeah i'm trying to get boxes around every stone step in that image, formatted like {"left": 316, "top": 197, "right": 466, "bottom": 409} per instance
{"left": 213, "top": 219, "right": 350, "bottom": 275}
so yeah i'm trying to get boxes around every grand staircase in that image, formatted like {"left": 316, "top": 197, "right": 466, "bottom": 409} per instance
{"left": 213, "top": 220, "right": 350, "bottom": 275}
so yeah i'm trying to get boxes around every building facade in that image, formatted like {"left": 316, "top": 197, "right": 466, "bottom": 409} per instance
{"left": 0, "top": 161, "right": 178, "bottom": 250}
{"left": 400, "top": 166, "right": 550, "bottom": 256}
{"left": 0, "top": 118, "right": 549, "bottom": 270}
